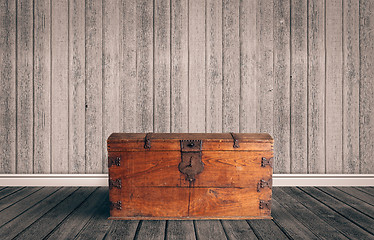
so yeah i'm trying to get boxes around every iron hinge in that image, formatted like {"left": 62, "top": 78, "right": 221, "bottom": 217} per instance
{"left": 259, "top": 200, "right": 271, "bottom": 210}
{"left": 110, "top": 201, "right": 122, "bottom": 210}
{"left": 109, "top": 178, "right": 122, "bottom": 189}
{"left": 230, "top": 132, "right": 240, "bottom": 148}
{"left": 261, "top": 157, "right": 273, "bottom": 168}
{"left": 257, "top": 178, "right": 272, "bottom": 192}
{"left": 144, "top": 132, "right": 152, "bottom": 149}
{"left": 108, "top": 156, "right": 121, "bottom": 167}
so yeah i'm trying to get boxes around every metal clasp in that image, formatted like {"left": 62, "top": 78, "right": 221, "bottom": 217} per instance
{"left": 257, "top": 178, "right": 272, "bottom": 192}
{"left": 179, "top": 140, "right": 204, "bottom": 182}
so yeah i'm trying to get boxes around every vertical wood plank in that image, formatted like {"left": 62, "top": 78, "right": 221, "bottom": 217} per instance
{"left": 154, "top": 0, "right": 171, "bottom": 133}
{"left": 171, "top": 0, "right": 188, "bottom": 133}
{"left": 206, "top": 0, "right": 222, "bottom": 133}
{"left": 360, "top": 0, "right": 374, "bottom": 173}
{"left": 222, "top": 0, "right": 240, "bottom": 133}
{"left": 0, "top": 0, "right": 16, "bottom": 173}
{"left": 308, "top": 0, "right": 325, "bottom": 173}
{"left": 290, "top": 0, "right": 307, "bottom": 173}
{"left": 85, "top": 0, "right": 102, "bottom": 173}
{"left": 273, "top": 0, "right": 290, "bottom": 173}
{"left": 343, "top": 0, "right": 359, "bottom": 173}
{"left": 103, "top": 0, "right": 120, "bottom": 173}
{"left": 188, "top": 0, "right": 205, "bottom": 133}
{"left": 17, "top": 0, "right": 33, "bottom": 173}
{"left": 326, "top": 0, "right": 343, "bottom": 173}
{"left": 69, "top": 0, "right": 85, "bottom": 173}
{"left": 136, "top": 0, "right": 153, "bottom": 132}
{"left": 119, "top": 0, "right": 137, "bottom": 132}
{"left": 34, "top": 0, "right": 51, "bottom": 173}
{"left": 51, "top": 0, "right": 69, "bottom": 173}
{"left": 256, "top": 0, "right": 273, "bottom": 134}
{"left": 239, "top": 0, "right": 256, "bottom": 133}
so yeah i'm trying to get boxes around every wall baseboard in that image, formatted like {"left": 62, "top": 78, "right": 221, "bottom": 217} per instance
{"left": 0, "top": 174, "right": 373, "bottom": 187}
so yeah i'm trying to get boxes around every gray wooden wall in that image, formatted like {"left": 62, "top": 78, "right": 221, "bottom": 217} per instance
{"left": 0, "top": 0, "right": 373, "bottom": 174}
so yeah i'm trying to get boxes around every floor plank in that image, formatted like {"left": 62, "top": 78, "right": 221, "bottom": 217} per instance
{"left": 356, "top": 187, "right": 374, "bottom": 196}
{"left": 166, "top": 220, "right": 196, "bottom": 240}
{"left": 0, "top": 187, "right": 77, "bottom": 240}
{"left": 104, "top": 220, "right": 139, "bottom": 240}
{"left": 0, "top": 187, "right": 41, "bottom": 211}
{"left": 247, "top": 219, "right": 289, "bottom": 240}
{"left": 46, "top": 187, "right": 107, "bottom": 239}
{"left": 0, "top": 187, "right": 59, "bottom": 227}
{"left": 301, "top": 187, "right": 374, "bottom": 235}
{"left": 337, "top": 187, "right": 374, "bottom": 206}
{"left": 282, "top": 187, "right": 372, "bottom": 239}
{"left": 221, "top": 220, "right": 257, "bottom": 240}
{"left": 318, "top": 187, "right": 374, "bottom": 217}
{"left": 74, "top": 194, "right": 112, "bottom": 240}
{"left": 136, "top": 220, "right": 166, "bottom": 240}
{"left": 194, "top": 220, "right": 227, "bottom": 240}
{"left": 271, "top": 198, "right": 319, "bottom": 239}
{"left": 0, "top": 187, "right": 23, "bottom": 199}
{"left": 13, "top": 187, "right": 96, "bottom": 239}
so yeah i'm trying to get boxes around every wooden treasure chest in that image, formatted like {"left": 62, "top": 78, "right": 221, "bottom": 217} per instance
{"left": 107, "top": 133, "right": 273, "bottom": 220}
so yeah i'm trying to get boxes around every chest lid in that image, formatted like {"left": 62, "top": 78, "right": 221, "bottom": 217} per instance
{"left": 107, "top": 133, "right": 273, "bottom": 151}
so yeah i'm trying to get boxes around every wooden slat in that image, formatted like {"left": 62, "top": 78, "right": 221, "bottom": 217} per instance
{"left": 273, "top": 0, "right": 290, "bottom": 173}
{"left": 356, "top": 187, "right": 374, "bottom": 197}
{"left": 194, "top": 220, "right": 227, "bottom": 240}
{"left": 85, "top": 0, "right": 103, "bottom": 173}
{"left": 317, "top": 187, "right": 374, "bottom": 217}
{"left": 170, "top": 0, "right": 188, "bottom": 133}
{"left": 167, "top": 220, "right": 196, "bottom": 240}
{"left": 290, "top": 0, "right": 307, "bottom": 173}
{"left": 0, "top": 0, "right": 16, "bottom": 173}
{"left": 308, "top": 0, "right": 325, "bottom": 173}
{"left": 17, "top": 0, "right": 33, "bottom": 173}
{"left": 273, "top": 188, "right": 349, "bottom": 239}
{"left": 34, "top": 0, "right": 51, "bottom": 173}
{"left": 338, "top": 187, "right": 374, "bottom": 206}
{"left": 222, "top": 0, "right": 240, "bottom": 133}
{"left": 136, "top": 220, "right": 166, "bottom": 240}
{"left": 221, "top": 220, "right": 257, "bottom": 240}
{"left": 239, "top": 0, "right": 256, "bottom": 133}
{"left": 154, "top": 0, "right": 171, "bottom": 133}
{"left": 102, "top": 0, "right": 120, "bottom": 174}
{"left": 0, "top": 187, "right": 59, "bottom": 227}
{"left": 188, "top": 0, "right": 205, "bottom": 133}
{"left": 0, "top": 188, "right": 77, "bottom": 240}
{"left": 136, "top": 0, "right": 154, "bottom": 132}
{"left": 119, "top": 0, "right": 137, "bottom": 132}
{"left": 74, "top": 195, "right": 112, "bottom": 240}
{"left": 69, "top": 0, "right": 85, "bottom": 173}
{"left": 13, "top": 187, "right": 95, "bottom": 240}
{"left": 359, "top": 0, "right": 374, "bottom": 174}
{"left": 247, "top": 219, "right": 288, "bottom": 240}
{"left": 256, "top": 0, "right": 273, "bottom": 135}
{"left": 326, "top": 0, "right": 343, "bottom": 173}
{"left": 46, "top": 188, "right": 107, "bottom": 239}
{"left": 206, "top": 0, "right": 222, "bottom": 133}
{"left": 299, "top": 187, "right": 374, "bottom": 237}
{"left": 105, "top": 220, "right": 139, "bottom": 240}
{"left": 51, "top": 0, "right": 69, "bottom": 173}
{"left": 0, "top": 187, "right": 41, "bottom": 211}
{"left": 342, "top": 0, "right": 359, "bottom": 173}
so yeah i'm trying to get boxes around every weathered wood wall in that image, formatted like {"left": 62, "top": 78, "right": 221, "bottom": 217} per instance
{"left": 0, "top": 0, "right": 373, "bottom": 174}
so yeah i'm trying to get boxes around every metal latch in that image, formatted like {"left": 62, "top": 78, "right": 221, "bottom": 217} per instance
{"left": 261, "top": 157, "right": 273, "bottom": 168}
{"left": 178, "top": 140, "right": 204, "bottom": 182}
{"left": 257, "top": 178, "right": 272, "bottom": 192}
{"left": 109, "top": 178, "right": 122, "bottom": 189}
{"left": 230, "top": 132, "right": 240, "bottom": 148}
{"left": 108, "top": 156, "right": 121, "bottom": 167}
{"left": 259, "top": 200, "right": 271, "bottom": 209}
{"left": 144, "top": 132, "right": 152, "bottom": 149}
{"left": 110, "top": 201, "right": 122, "bottom": 210}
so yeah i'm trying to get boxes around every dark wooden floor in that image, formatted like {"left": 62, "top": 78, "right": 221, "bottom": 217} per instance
{"left": 0, "top": 187, "right": 373, "bottom": 239}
